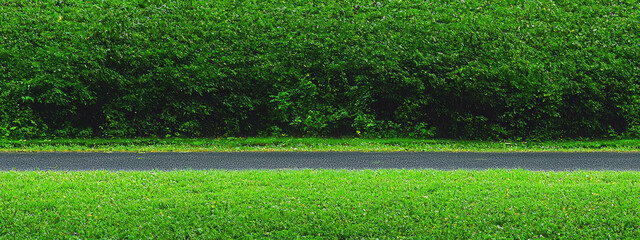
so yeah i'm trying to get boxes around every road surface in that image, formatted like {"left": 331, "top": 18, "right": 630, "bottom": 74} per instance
{"left": 1, "top": 152, "right": 639, "bottom": 171}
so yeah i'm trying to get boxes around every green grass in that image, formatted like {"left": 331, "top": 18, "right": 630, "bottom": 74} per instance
{"left": 1, "top": 137, "right": 640, "bottom": 152}
{"left": 2, "top": 169, "right": 640, "bottom": 239}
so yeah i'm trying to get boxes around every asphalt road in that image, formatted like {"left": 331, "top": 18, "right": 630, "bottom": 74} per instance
{"left": 1, "top": 152, "right": 640, "bottom": 171}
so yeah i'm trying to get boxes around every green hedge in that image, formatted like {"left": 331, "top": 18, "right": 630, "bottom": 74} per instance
{"left": 1, "top": 0, "right": 639, "bottom": 140}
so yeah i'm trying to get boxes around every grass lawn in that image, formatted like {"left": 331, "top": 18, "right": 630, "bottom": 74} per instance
{"left": 2, "top": 169, "right": 640, "bottom": 239}
{"left": 1, "top": 137, "right": 639, "bottom": 152}
{"left": 2, "top": 138, "right": 639, "bottom": 238}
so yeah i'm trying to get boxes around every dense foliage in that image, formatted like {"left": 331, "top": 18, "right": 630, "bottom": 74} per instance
{"left": 1, "top": 0, "right": 639, "bottom": 139}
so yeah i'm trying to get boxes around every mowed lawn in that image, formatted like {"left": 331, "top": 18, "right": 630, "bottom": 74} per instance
{"left": 2, "top": 138, "right": 640, "bottom": 152}
{"left": 2, "top": 169, "right": 639, "bottom": 239}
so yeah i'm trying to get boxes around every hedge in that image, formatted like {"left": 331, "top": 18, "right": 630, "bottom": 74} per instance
{"left": 1, "top": 0, "right": 639, "bottom": 140}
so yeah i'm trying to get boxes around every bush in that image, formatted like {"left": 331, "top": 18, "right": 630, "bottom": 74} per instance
{"left": 1, "top": 0, "right": 639, "bottom": 140}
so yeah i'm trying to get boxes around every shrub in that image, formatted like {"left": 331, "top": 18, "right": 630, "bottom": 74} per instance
{"left": 1, "top": 0, "right": 639, "bottom": 140}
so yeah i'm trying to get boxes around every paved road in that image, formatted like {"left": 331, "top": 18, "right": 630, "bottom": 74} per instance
{"left": 1, "top": 152, "right": 640, "bottom": 171}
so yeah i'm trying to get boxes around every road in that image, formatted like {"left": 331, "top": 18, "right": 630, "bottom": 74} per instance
{"left": 1, "top": 152, "right": 640, "bottom": 171}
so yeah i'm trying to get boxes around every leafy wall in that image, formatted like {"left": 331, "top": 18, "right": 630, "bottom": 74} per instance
{"left": 1, "top": 0, "right": 639, "bottom": 139}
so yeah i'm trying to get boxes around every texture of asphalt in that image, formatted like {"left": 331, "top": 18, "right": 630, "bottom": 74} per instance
{"left": 1, "top": 152, "right": 640, "bottom": 171}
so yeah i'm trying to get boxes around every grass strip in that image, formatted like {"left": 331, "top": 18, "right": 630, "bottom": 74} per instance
{"left": 1, "top": 137, "right": 640, "bottom": 152}
{"left": 1, "top": 169, "right": 639, "bottom": 239}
